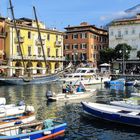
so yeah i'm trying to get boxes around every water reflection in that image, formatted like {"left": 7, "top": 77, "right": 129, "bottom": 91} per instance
{"left": 0, "top": 83, "right": 140, "bottom": 140}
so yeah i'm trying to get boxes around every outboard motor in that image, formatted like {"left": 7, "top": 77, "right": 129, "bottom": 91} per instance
{"left": 46, "top": 90, "right": 53, "bottom": 99}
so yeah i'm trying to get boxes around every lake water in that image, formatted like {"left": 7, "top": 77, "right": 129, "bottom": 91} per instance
{"left": 0, "top": 82, "right": 140, "bottom": 140}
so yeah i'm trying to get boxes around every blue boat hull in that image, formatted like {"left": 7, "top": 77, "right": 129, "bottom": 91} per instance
{"left": 0, "top": 122, "right": 67, "bottom": 140}
{"left": 0, "top": 74, "right": 59, "bottom": 85}
{"left": 81, "top": 102, "right": 140, "bottom": 127}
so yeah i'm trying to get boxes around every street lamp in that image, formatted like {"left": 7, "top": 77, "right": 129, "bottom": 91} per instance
{"left": 74, "top": 52, "right": 78, "bottom": 65}
{"left": 119, "top": 45, "right": 128, "bottom": 75}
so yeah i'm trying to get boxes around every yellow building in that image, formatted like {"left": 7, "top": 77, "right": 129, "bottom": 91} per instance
{"left": 4, "top": 18, "right": 64, "bottom": 76}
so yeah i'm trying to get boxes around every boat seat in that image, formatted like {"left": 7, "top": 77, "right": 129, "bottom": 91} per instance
{"left": 128, "top": 112, "right": 139, "bottom": 116}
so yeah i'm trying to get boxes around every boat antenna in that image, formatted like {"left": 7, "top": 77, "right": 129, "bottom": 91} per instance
{"left": 33, "top": 6, "right": 47, "bottom": 71}
{"left": 9, "top": 0, "right": 26, "bottom": 71}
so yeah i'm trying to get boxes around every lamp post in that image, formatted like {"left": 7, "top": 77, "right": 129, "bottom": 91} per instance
{"left": 119, "top": 45, "right": 128, "bottom": 75}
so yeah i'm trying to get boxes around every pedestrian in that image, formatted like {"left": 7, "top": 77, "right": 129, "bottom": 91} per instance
{"left": 62, "top": 81, "right": 67, "bottom": 93}
{"left": 76, "top": 82, "right": 86, "bottom": 92}
{"left": 68, "top": 81, "right": 74, "bottom": 94}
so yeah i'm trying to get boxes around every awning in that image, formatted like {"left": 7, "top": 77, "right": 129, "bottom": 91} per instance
{"left": 100, "top": 63, "right": 110, "bottom": 66}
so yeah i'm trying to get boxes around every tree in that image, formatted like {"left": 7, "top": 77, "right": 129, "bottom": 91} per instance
{"left": 137, "top": 50, "right": 140, "bottom": 59}
{"left": 99, "top": 48, "right": 116, "bottom": 64}
{"left": 114, "top": 43, "right": 132, "bottom": 60}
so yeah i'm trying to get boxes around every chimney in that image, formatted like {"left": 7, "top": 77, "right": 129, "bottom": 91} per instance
{"left": 80, "top": 22, "right": 89, "bottom": 26}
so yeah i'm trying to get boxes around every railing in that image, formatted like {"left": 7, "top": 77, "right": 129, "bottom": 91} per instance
{"left": 9, "top": 55, "right": 65, "bottom": 61}
{"left": 55, "top": 41, "right": 62, "bottom": 47}
{"left": 35, "top": 39, "right": 45, "bottom": 45}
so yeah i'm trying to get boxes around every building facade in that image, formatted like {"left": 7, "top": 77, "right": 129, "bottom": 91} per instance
{"left": 109, "top": 13, "right": 140, "bottom": 73}
{"left": 4, "top": 18, "right": 64, "bottom": 76}
{"left": 64, "top": 22, "right": 108, "bottom": 67}
{"left": 0, "top": 17, "right": 6, "bottom": 66}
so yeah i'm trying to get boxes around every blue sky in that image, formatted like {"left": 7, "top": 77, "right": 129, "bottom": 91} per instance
{"left": 0, "top": 0, "right": 140, "bottom": 31}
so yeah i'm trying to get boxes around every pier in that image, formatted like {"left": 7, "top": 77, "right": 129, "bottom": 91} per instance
{"left": 110, "top": 74, "right": 140, "bottom": 81}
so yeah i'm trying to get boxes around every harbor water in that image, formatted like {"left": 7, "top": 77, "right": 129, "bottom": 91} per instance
{"left": 0, "top": 82, "right": 140, "bottom": 140}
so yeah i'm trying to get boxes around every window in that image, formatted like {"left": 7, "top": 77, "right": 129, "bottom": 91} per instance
{"left": 93, "top": 53, "right": 96, "bottom": 59}
{"left": 64, "top": 44, "right": 70, "bottom": 50}
{"left": 56, "top": 49, "right": 59, "bottom": 57}
{"left": 110, "top": 30, "right": 114, "bottom": 36}
{"left": 80, "top": 33, "right": 87, "bottom": 39}
{"left": 17, "top": 30, "right": 20, "bottom": 37}
{"left": 47, "top": 34, "right": 50, "bottom": 40}
{"left": 124, "top": 29, "right": 128, "bottom": 35}
{"left": 28, "top": 32, "right": 31, "bottom": 39}
{"left": 28, "top": 46, "right": 31, "bottom": 56}
{"left": 66, "top": 54, "right": 70, "bottom": 61}
{"left": 118, "top": 30, "right": 122, "bottom": 37}
{"left": 47, "top": 48, "right": 50, "bottom": 57}
{"left": 73, "top": 33, "right": 78, "bottom": 39}
{"left": 80, "top": 43, "right": 87, "bottom": 49}
{"left": 132, "top": 29, "right": 135, "bottom": 34}
{"left": 17, "top": 46, "right": 21, "bottom": 55}
{"left": 56, "top": 35, "right": 58, "bottom": 41}
{"left": 64, "top": 35, "right": 68, "bottom": 39}
{"left": 38, "top": 47, "right": 41, "bottom": 56}
{"left": 73, "top": 44, "right": 78, "bottom": 49}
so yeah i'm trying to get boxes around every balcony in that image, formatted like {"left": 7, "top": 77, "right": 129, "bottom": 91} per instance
{"left": 9, "top": 55, "right": 65, "bottom": 61}
{"left": 35, "top": 39, "right": 45, "bottom": 46}
{"left": 55, "top": 41, "right": 62, "bottom": 47}
{"left": 14, "top": 36, "right": 24, "bottom": 43}
{"left": 115, "top": 34, "right": 123, "bottom": 39}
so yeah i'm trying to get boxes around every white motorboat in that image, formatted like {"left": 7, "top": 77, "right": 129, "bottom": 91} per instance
{"left": 0, "top": 97, "right": 34, "bottom": 118}
{"left": 60, "top": 67, "right": 110, "bottom": 85}
{"left": 46, "top": 89, "right": 96, "bottom": 102}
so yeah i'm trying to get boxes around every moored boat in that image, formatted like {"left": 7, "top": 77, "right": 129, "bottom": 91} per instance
{"left": 81, "top": 101, "right": 140, "bottom": 127}
{"left": 0, "top": 118, "right": 67, "bottom": 140}
{"left": 110, "top": 97, "right": 140, "bottom": 109}
{"left": 59, "top": 67, "right": 111, "bottom": 85}
{"left": 46, "top": 89, "right": 96, "bottom": 102}
{"left": 0, "top": 98, "right": 34, "bottom": 118}
{"left": 0, "top": 111, "right": 35, "bottom": 129}
{"left": 0, "top": 73, "right": 60, "bottom": 85}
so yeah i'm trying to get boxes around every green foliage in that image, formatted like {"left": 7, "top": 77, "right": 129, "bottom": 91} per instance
{"left": 99, "top": 43, "right": 132, "bottom": 64}
{"left": 137, "top": 50, "right": 140, "bottom": 59}
{"left": 114, "top": 43, "right": 132, "bottom": 60}
{"left": 99, "top": 48, "right": 115, "bottom": 64}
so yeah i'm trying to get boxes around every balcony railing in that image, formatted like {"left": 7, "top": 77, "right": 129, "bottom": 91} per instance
{"left": 14, "top": 36, "right": 24, "bottom": 43}
{"left": 55, "top": 41, "right": 62, "bottom": 47}
{"left": 115, "top": 34, "right": 123, "bottom": 39}
{"left": 9, "top": 55, "right": 65, "bottom": 61}
{"left": 35, "top": 39, "right": 45, "bottom": 45}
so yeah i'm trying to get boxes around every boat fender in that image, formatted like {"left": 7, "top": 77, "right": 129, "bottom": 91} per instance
{"left": 15, "top": 121, "right": 23, "bottom": 125}
{"left": 26, "top": 105, "right": 35, "bottom": 113}
{"left": 46, "top": 91, "right": 53, "bottom": 98}
{"left": 0, "top": 98, "right": 6, "bottom": 105}
{"left": 0, "top": 108, "right": 5, "bottom": 114}
{"left": 43, "top": 130, "right": 51, "bottom": 135}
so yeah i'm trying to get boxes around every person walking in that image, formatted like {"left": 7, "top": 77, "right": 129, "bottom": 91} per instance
{"left": 62, "top": 81, "right": 67, "bottom": 93}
